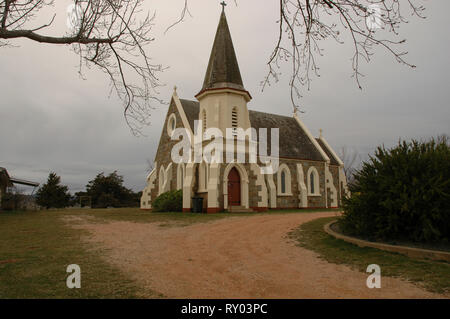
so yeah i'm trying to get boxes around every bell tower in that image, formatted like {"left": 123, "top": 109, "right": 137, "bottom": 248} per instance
{"left": 195, "top": 5, "right": 252, "bottom": 136}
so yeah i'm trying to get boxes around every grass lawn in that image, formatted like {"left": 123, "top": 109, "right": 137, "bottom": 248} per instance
{"left": 0, "top": 209, "right": 156, "bottom": 298}
{"left": 289, "top": 216, "right": 450, "bottom": 294}
{"left": 0, "top": 207, "right": 336, "bottom": 298}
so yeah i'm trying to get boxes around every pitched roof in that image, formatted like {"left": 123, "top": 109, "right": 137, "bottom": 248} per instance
{"left": 179, "top": 99, "right": 325, "bottom": 162}
{"left": 0, "top": 167, "right": 39, "bottom": 187}
{"left": 9, "top": 177, "right": 39, "bottom": 187}
{"left": 316, "top": 138, "right": 340, "bottom": 166}
{"left": 201, "top": 10, "right": 244, "bottom": 92}
{"left": 179, "top": 99, "right": 199, "bottom": 131}
{"left": 249, "top": 110, "right": 324, "bottom": 161}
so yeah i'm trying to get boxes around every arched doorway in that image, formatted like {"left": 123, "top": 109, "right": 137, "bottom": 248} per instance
{"left": 227, "top": 167, "right": 241, "bottom": 206}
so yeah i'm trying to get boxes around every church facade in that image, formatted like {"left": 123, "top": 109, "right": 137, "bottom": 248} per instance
{"left": 141, "top": 9, "right": 348, "bottom": 213}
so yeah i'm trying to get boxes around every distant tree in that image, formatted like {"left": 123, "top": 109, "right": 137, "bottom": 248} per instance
{"left": 74, "top": 191, "right": 91, "bottom": 207}
{"left": 85, "top": 171, "right": 137, "bottom": 208}
{"left": 35, "top": 172, "right": 71, "bottom": 209}
{"left": 339, "top": 146, "right": 361, "bottom": 186}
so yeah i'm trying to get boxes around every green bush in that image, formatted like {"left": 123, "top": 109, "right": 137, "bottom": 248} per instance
{"left": 152, "top": 190, "right": 183, "bottom": 212}
{"left": 340, "top": 136, "right": 450, "bottom": 243}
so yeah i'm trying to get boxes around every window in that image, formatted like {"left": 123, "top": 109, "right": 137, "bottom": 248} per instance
{"left": 166, "top": 113, "right": 176, "bottom": 137}
{"left": 277, "top": 164, "right": 292, "bottom": 196}
{"left": 158, "top": 166, "right": 165, "bottom": 195}
{"left": 231, "top": 107, "right": 238, "bottom": 136}
{"left": 307, "top": 167, "right": 320, "bottom": 195}
{"left": 177, "top": 163, "right": 185, "bottom": 190}
{"left": 198, "top": 162, "right": 208, "bottom": 192}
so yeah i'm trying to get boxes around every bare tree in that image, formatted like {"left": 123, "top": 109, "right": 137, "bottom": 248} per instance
{"left": 0, "top": 0, "right": 163, "bottom": 135}
{"left": 339, "top": 146, "right": 360, "bottom": 185}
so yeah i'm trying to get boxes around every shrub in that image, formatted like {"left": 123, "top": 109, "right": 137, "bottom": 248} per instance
{"left": 152, "top": 190, "right": 183, "bottom": 212}
{"left": 1, "top": 191, "right": 22, "bottom": 211}
{"left": 340, "top": 136, "right": 450, "bottom": 243}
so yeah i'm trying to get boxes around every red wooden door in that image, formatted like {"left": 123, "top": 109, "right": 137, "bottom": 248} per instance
{"left": 227, "top": 167, "right": 241, "bottom": 206}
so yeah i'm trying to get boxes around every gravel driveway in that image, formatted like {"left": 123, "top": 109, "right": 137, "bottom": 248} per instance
{"left": 72, "top": 211, "right": 446, "bottom": 298}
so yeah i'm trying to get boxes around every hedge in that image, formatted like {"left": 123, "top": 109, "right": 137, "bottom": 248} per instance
{"left": 340, "top": 136, "right": 450, "bottom": 243}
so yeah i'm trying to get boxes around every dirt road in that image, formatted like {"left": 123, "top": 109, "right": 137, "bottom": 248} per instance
{"left": 73, "top": 211, "right": 446, "bottom": 298}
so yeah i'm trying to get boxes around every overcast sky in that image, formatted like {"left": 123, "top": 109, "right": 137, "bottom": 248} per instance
{"left": 1, "top": 1, "right": 449, "bottom": 194}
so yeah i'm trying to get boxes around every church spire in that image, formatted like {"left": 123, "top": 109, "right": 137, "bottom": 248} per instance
{"left": 200, "top": 7, "right": 245, "bottom": 92}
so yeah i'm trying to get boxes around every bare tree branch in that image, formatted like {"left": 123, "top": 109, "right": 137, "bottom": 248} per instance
{"left": 1, "top": 1, "right": 428, "bottom": 132}
{"left": 0, "top": 0, "right": 164, "bottom": 135}
{"left": 262, "top": 0, "right": 426, "bottom": 113}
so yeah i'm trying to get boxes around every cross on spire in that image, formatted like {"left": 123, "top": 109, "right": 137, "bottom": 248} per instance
{"left": 220, "top": 1, "right": 227, "bottom": 11}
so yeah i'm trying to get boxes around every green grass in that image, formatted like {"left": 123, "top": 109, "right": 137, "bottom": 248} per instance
{"left": 289, "top": 217, "right": 450, "bottom": 294}
{"left": 0, "top": 209, "right": 157, "bottom": 298}
{"left": 58, "top": 207, "right": 340, "bottom": 227}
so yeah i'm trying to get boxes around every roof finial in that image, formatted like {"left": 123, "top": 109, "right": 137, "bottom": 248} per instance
{"left": 319, "top": 128, "right": 323, "bottom": 138}
{"left": 220, "top": 1, "right": 227, "bottom": 12}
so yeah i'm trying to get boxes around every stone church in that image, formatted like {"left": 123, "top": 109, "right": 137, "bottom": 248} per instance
{"left": 141, "top": 8, "right": 348, "bottom": 213}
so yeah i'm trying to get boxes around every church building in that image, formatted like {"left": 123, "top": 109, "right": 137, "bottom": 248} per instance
{"left": 141, "top": 8, "right": 348, "bottom": 213}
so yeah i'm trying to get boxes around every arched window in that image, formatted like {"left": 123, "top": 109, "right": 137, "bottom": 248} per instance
{"left": 198, "top": 162, "right": 208, "bottom": 192}
{"left": 166, "top": 113, "right": 176, "bottom": 137}
{"left": 158, "top": 165, "right": 165, "bottom": 195}
{"left": 231, "top": 107, "right": 238, "bottom": 136}
{"left": 307, "top": 167, "right": 320, "bottom": 195}
{"left": 202, "top": 109, "right": 207, "bottom": 133}
{"left": 177, "top": 163, "right": 185, "bottom": 190}
{"left": 277, "top": 164, "right": 292, "bottom": 196}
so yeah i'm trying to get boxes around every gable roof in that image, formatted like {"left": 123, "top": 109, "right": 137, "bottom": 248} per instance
{"left": 179, "top": 99, "right": 200, "bottom": 132}
{"left": 316, "top": 138, "right": 340, "bottom": 166}
{"left": 201, "top": 10, "right": 244, "bottom": 92}
{"left": 179, "top": 99, "right": 325, "bottom": 162}
{"left": 249, "top": 110, "right": 324, "bottom": 161}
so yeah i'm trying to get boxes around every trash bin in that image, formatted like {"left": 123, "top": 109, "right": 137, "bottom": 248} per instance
{"left": 192, "top": 197, "right": 204, "bottom": 213}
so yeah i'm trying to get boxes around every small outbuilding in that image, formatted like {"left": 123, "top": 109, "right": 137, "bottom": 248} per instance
{"left": 0, "top": 167, "right": 39, "bottom": 210}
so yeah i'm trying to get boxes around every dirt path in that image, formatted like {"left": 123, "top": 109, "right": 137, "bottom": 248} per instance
{"left": 71, "top": 212, "right": 447, "bottom": 298}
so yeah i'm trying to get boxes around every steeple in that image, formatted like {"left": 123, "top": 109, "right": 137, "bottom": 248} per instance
{"left": 200, "top": 8, "right": 245, "bottom": 93}
{"left": 195, "top": 5, "right": 252, "bottom": 135}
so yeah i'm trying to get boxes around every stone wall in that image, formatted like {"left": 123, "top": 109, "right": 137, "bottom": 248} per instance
{"left": 150, "top": 98, "right": 187, "bottom": 205}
